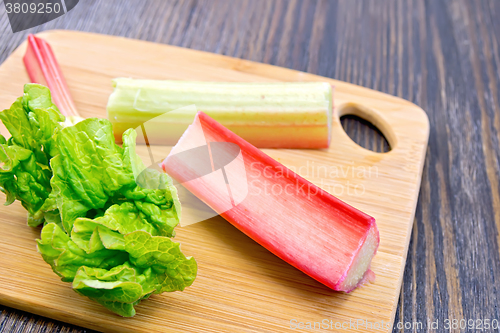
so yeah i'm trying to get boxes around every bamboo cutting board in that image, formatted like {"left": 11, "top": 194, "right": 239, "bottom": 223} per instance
{"left": 0, "top": 31, "right": 429, "bottom": 333}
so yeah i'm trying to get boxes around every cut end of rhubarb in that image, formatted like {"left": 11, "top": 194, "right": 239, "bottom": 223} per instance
{"left": 336, "top": 223, "right": 379, "bottom": 292}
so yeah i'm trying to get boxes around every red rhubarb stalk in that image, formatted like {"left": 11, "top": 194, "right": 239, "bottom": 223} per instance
{"left": 23, "top": 34, "right": 80, "bottom": 118}
{"left": 162, "top": 112, "right": 379, "bottom": 292}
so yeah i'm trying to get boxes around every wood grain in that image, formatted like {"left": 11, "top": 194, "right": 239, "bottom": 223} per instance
{"left": 0, "top": 30, "right": 428, "bottom": 333}
{"left": 0, "top": 0, "right": 498, "bottom": 333}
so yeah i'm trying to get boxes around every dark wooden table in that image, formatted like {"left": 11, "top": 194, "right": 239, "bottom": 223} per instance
{"left": 1, "top": 0, "right": 499, "bottom": 332}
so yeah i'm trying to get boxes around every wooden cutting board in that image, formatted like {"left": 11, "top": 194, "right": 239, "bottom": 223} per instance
{"left": 0, "top": 31, "right": 429, "bottom": 333}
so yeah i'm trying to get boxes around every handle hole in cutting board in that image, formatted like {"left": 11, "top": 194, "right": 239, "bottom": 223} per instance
{"left": 338, "top": 104, "right": 392, "bottom": 153}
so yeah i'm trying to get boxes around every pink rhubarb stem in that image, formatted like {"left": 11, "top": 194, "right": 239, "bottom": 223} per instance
{"left": 23, "top": 34, "right": 80, "bottom": 118}
{"left": 162, "top": 112, "right": 379, "bottom": 292}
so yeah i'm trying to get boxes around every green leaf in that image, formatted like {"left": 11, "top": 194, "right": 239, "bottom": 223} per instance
{"left": 0, "top": 84, "right": 63, "bottom": 223}
{"left": 71, "top": 202, "right": 165, "bottom": 254}
{"left": 37, "top": 223, "right": 128, "bottom": 282}
{"left": 71, "top": 231, "right": 197, "bottom": 317}
{"left": 125, "top": 231, "right": 197, "bottom": 292}
{"left": 45, "top": 120, "right": 181, "bottom": 234}
{"left": 0, "top": 84, "right": 64, "bottom": 166}
{"left": 74, "top": 264, "right": 150, "bottom": 303}
{"left": 46, "top": 118, "right": 135, "bottom": 232}
{"left": 0, "top": 84, "right": 194, "bottom": 317}
{"left": 0, "top": 143, "right": 51, "bottom": 219}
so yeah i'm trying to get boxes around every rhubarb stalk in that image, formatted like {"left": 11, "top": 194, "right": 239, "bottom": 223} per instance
{"left": 162, "top": 112, "right": 379, "bottom": 292}
{"left": 107, "top": 78, "right": 333, "bottom": 149}
{"left": 23, "top": 34, "right": 81, "bottom": 120}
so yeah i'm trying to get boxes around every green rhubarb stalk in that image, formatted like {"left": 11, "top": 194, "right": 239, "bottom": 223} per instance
{"left": 107, "top": 78, "right": 333, "bottom": 148}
